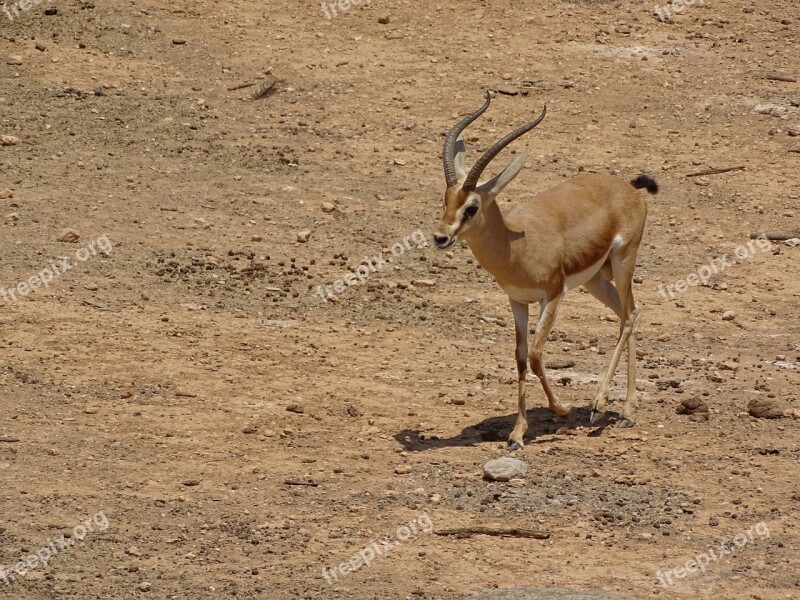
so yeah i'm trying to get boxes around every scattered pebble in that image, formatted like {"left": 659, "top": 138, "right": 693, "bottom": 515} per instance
{"left": 483, "top": 457, "right": 527, "bottom": 482}
{"left": 58, "top": 228, "right": 81, "bottom": 243}
{"left": 748, "top": 398, "right": 786, "bottom": 419}
{"left": 676, "top": 398, "right": 710, "bottom": 421}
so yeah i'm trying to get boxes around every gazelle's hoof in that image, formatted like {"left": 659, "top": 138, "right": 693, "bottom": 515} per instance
{"left": 589, "top": 409, "right": 604, "bottom": 425}
{"left": 506, "top": 439, "right": 524, "bottom": 452}
{"left": 617, "top": 418, "right": 635, "bottom": 428}
{"left": 551, "top": 401, "right": 572, "bottom": 417}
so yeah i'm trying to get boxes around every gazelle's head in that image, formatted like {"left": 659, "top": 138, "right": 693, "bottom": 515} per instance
{"left": 433, "top": 91, "right": 546, "bottom": 249}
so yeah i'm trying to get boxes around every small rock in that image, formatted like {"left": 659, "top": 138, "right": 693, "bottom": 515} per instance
{"left": 483, "top": 457, "right": 527, "bottom": 482}
{"left": 44, "top": 7, "right": 57, "bottom": 15}
{"left": 0, "top": 188, "right": 12, "bottom": 199}
{"left": 182, "top": 480, "right": 200, "bottom": 486}
{"left": 748, "top": 397, "right": 785, "bottom": 419}
{"left": 126, "top": 546, "right": 142, "bottom": 557}
{"left": 722, "top": 310, "right": 736, "bottom": 321}
{"left": 58, "top": 228, "right": 80, "bottom": 243}
{"left": 788, "top": 126, "right": 800, "bottom": 137}
{"left": 251, "top": 235, "right": 263, "bottom": 242}
{"left": 676, "top": 398, "right": 709, "bottom": 420}
{"left": 784, "top": 408, "right": 800, "bottom": 420}
{"left": 1, "top": 134, "right": 20, "bottom": 146}
{"left": 138, "top": 581, "right": 151, "bottom": 592}
{"left": 321, "top": 202, "right": 336, "bottom": 213}
{"left": 413, "top": 279, "right": 436, "bottom": 287}
{"left": 548, "top": 360, "right": 575, "bottom": 370}
{"left": 784, "top": 238, "right": 800, "bottom": 247}
{"left": 5, "top": 213, "right": 18, "bottom": 224}
{"left": 394, "top": 464, "right": 412, "bottom": 475}
{"left": 758, "top": 445, "right": 780, "bottom": 455}
{"left": 6, "top": 56, "right": 22, "bottom": 66}
{"left": 378, "top": 15, "right": 390, "bottom": 24}
{"left": 242, "top": 425, "right": 258, "bottom": 434}
{"left": 297, "top": 230, "right": 311, "bottom": 243}
{"left": 172, "top": 39, "right": 187, "bottom": 45}
{"left": 286, "top": 404, "right": 304, "bottom": 414}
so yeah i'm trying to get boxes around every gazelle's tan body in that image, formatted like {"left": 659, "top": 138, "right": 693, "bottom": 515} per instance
{"left": 434, "top": 93, "right": 657, "bottom": 450}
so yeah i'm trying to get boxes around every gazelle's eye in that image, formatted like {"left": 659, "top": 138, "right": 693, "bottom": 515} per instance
{"left": 464, "top": 205, "right": 479, "bottom": 218}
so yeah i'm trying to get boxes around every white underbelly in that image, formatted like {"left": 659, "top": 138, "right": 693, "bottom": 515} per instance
{"left": 500, "top": 284, "right": 547, "bottom": 304}
{"left": 563, "top": 247, "right": 612, "bottom": 292}
{"left": 498, "top": 245, "right": 614, "bottom": 303}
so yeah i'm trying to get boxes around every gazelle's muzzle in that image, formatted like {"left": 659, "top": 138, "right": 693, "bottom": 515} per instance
{"left": 433, "top": 234, "right": 454, "bottom": 249}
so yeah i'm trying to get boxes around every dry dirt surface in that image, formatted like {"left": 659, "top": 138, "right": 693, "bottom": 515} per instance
{"left": 1, "top": 0, "right": 799, "bottom": 599}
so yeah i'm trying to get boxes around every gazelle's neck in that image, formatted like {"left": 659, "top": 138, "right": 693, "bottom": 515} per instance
{"left": 463, "top": 199, "right": 512, "bottom": 277}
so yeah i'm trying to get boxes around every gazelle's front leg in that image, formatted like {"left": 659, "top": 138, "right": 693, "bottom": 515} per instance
{"left": 508, "top": 300, "right": 529, "bottom": 451}
{"left": 530, "top": 294, "right": 572, "bottom": 419}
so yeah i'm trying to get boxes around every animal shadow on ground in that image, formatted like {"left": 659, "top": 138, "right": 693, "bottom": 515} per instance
{"left": 394, "top": 405, "right": 620, "bottom": 452}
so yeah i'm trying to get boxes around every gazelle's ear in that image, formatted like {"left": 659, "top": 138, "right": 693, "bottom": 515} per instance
{"left": 477, "top": 151, "right": 528, "bottom": 197}
{"left": 454, "top": 138, "right": 467, "bottom": 183}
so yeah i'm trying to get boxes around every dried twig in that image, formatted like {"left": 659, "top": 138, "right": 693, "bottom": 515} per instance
{"left": 686, "top": 166, "right": 746, "bottom": 178}
{"left": 284, "top": 479, "right": 319, "bottom": 487}
{"left": 228, "top": 81, "right": 256, "bottom": 92}
{"left": 765, "top": 74, "right": 797, "bottom": 83}
{"left": 750, "top": 232, "right": 800, "bottom": 241}
{"left": 435, "top": 526, "right": 550, "bottom": 539}
{"left": 251, "top": 78, "right": 278, "bottom": 101}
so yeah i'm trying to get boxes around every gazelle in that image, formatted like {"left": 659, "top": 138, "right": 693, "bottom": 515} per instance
{"left": 434, "top": 91, "right": 658, "bottom": 450}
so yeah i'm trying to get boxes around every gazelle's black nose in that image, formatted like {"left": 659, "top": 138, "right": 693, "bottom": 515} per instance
{"left": 433, "top": 234, "right": 450, "bottom": 248}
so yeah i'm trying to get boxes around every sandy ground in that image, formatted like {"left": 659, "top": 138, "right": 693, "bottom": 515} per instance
{"left": 0, "top": 0, "right": 799, "bottom": 598}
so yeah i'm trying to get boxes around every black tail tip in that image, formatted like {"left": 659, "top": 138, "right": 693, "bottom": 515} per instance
{"left": 631, "top": 174, "right": 659, "bottom": 194}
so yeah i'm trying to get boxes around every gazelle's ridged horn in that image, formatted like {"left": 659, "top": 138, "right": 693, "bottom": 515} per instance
{"left": 442, "top": 91, "right": 492, "bottom": 188}
{"left": 461, "top": 105, "right": 547, "bottom": 192}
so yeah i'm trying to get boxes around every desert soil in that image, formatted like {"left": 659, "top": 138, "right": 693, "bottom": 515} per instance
{"left": 0, "top": 0, "right": 799, "bottom": 599}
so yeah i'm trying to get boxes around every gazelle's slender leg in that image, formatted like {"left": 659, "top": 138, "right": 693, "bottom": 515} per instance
{"left": 621, "top": 288, "right": 639, "bottom": 425}
{"left": 590, "top": 250, "right": 639, "bottom": 425}
{"left": 529, "top": 294, "right": 571, "bottom": 418}
{"left": 508, "top": 300, "right": 529, "bottom": 450}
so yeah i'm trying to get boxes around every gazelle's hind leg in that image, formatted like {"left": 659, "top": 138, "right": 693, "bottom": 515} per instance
{"left": 588, "top": 249, "right": 639, "bottom": 426}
